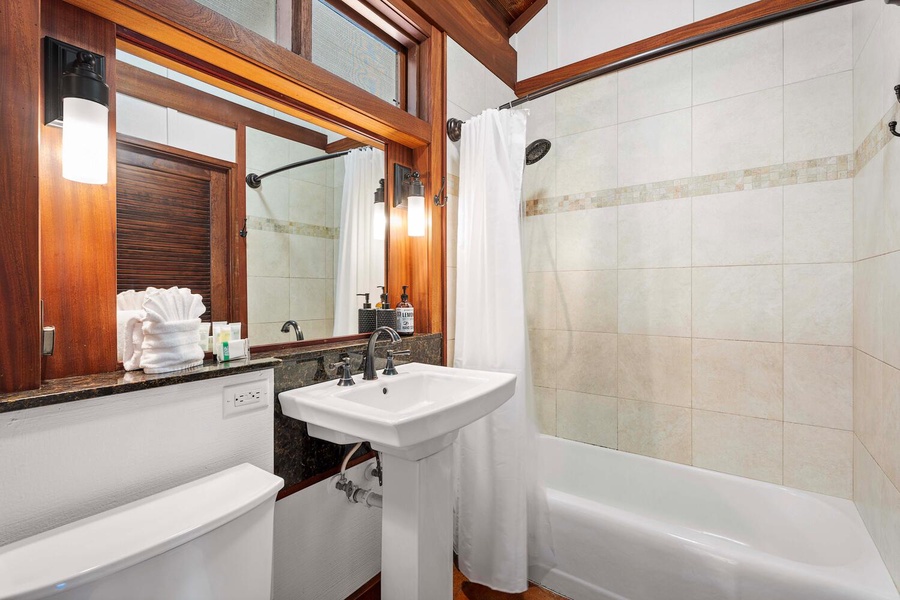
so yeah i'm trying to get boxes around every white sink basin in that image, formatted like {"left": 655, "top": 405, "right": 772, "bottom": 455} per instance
{"left": 278, "top": 362, "right": 516, "bottom": 460}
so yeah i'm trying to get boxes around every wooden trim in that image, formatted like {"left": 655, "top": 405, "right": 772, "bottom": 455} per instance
{"left": 252, "top": 333, "right": 369, "bottom": 353}
{"left": 322, "top": 0, "right": 407, "bottom": 53}
{"left": 398, "top": 0, "right": 517, "bottom": 89}
{"left": 63, "top": 0, "right": 431, "bottom": 148}
{"left": 276, "top": 450, "right": 376, "bottom": 500}
{"left": 326, "top": 137, "right": 369, "bottom": 153}
{"left": 117, "top": 60, "right": 329, "bottom": 149}
{"left": 346, "top": 573, "right": 381, "bottom": 600}
{"left": 232, "top": 125, "right": 248, "bottom": 332}
{"left": 0, "top": 0, "right": 42, "bottom": 392}
{"left": 292, "top": 0, "right": 312, "bottom": 59}
{"left": 336, "top": 0, "right": 427, "bottom": 46}
{"left": 516, "top": 0, "right": 856, "bottom": 97}
{"left": 508, "top": 0, "right": 546, "bottom": 36}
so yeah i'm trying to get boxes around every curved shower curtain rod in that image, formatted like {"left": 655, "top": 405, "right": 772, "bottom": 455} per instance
{"left": 246, "top": 150, "right": 350, "bottom": 188}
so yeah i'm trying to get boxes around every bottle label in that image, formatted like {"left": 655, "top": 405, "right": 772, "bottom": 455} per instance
{"left": 397, "top": 308, "right": 414, "bottom": 334}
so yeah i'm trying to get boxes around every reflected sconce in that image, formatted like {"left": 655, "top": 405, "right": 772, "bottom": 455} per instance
{"left": 43, "top": 37, "right": 110, "bottom": 185}
{"left": 373, "top": 178, "right": 386, "bottom": 241}
{"left": 393, "top": 165, "right": 426, "bottom": 237}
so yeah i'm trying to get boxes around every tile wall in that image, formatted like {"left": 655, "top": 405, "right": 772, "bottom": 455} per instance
{"left": 519, "top": 8, "right": 856, "bottom": 498}
{"left": 851, "top": 0, "right": 900, "bottom": 588}
{"left": 246, "top": 128, "right": 342, "bottom": 345}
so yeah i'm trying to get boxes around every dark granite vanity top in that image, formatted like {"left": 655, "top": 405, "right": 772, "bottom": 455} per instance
{"left": 0, "top": 357, "right": 281, "bottom": 414}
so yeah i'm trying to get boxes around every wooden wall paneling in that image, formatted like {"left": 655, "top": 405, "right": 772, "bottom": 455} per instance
{"left": 292, "top": 0, "right": 312, "bottom": 59}
{"left": 385, "top": 142, "right": 413, "bottom": 317}
{"left": 515, "top": 0, "right": 857, "bottom": 97}
{"left": 40, "top": 0, "right": 118, "bottom": 380}
{"left": 397, "top": 0, "right": 516, "bottom": 89}
{"left": 117, "top": 61, "right": 329, "bottom": 149}
{"left": 0, "top": 0, "right": 42, "bottom": 392}
{"left": 325, "top": 137, "right": 370, "bottom": 153}
{"left": 231, "top": 126, "right": 248, "bottom": 333}
{"left": 62, "top": 0, "right": 431, "bottom": 148}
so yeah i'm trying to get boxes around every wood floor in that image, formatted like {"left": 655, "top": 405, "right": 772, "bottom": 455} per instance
{"left": 454, "top": 566, "right": 567, "bottom": 600}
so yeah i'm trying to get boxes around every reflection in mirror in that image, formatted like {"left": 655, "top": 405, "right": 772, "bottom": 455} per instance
{"left": 245, "top": 132, "right": 385, "bottom": 344}
{"left": 112, "top": 48, "right": 386, "bottom": 355}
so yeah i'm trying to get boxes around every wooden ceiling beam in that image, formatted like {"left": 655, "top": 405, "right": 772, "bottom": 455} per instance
{"left": 508, "top": 0, "right": 546, "bottom": 36}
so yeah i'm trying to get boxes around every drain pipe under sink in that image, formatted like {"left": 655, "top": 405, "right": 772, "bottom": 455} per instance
{"left": 335, "top": 442, "right": 383, "bottom": 509}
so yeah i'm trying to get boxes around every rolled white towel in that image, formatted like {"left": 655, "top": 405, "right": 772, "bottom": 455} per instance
{"left": 140, "top": 318, "right": 204, "bottom": 374}
{"left": 123, "top": 314, "right": 146, "bottom": 371}
{"left": 116, "top": 289, "right": 146, "bottom": 311}
{"left": 143, "top": 286, "right": 205, "bottom": 323}
{"left": 117, "top": 309, "right": 143, "bottom": 363}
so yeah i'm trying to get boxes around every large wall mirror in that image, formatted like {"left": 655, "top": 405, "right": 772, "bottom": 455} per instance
{"left": 114, "top": 48, "right": 387, "bottom": 351}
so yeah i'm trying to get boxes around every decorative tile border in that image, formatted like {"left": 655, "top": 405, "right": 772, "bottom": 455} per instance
{"left": 855, "top": 104, "right": 900, "bottom": 174}
{"left": 524, "top": 154, "right": 854, "bottom": 217}
{"left": 247, "top": 215, "right": 338, "bottom": 239}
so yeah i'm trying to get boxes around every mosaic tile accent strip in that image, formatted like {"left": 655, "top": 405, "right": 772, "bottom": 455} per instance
{"left": 524, "top": 154, "right": 854, "bottom": 217}
{"left": 855, "top": 105, "right": 900, "bottom": 174}
{"left": 247, "top": 215, "right": 338, "bottom": 239}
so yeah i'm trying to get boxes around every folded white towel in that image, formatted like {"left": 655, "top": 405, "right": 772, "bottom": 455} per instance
{"left": 123, "top": 314, "right": 146, "bottom": 371}
{"left": 116, "top": 289, "right": 147, "bottom": 311}
{"left": 116, "top": 309, "right": 143, "bottom": 363}
{"left": 143, "top": 286, "right": 205, "bottom": 323}
{"left": 140, "top": 318, "right": 204, "bottom": 374}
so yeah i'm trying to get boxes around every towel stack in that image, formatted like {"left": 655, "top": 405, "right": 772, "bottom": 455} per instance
{"left": 122, "top": 286, "right": 206, "bottom": 374}
{"left": 116, "top": 290, "right": 146, "bottom": 362}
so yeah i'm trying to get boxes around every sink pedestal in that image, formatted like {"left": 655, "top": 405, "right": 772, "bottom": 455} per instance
{"left": 379, "top": 444, "right": 454, "bottom": 600}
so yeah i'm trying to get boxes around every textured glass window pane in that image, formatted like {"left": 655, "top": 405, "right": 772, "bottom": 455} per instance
{"left": 193, "top": 0, "right": 276, "bottom": 42}
{"left": 312, "top": 0, "right": 399, "bottom": 106}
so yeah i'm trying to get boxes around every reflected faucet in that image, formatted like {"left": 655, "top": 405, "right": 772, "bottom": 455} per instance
{"left": 363, "top": 326, "right": 401, "bottom": 380}
{"left": 281, "top": 320, "right": 304, "bottom": 341}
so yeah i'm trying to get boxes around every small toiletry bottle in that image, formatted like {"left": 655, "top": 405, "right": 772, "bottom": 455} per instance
{"left": 397, "top": 285, "right": 414, "bottom": 335}
{"left": 375, "top": 286, "right": 397, "bottom": 329}
{"left": 357, "top": 293, "right": 376, "bottom": 334}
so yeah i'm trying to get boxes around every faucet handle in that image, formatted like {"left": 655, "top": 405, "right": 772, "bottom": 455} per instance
{"left": 382, "top": 350, "right": 411, "bottom": 376}
{"left": 331, "top": 357, "right": 355, "bottom": 386}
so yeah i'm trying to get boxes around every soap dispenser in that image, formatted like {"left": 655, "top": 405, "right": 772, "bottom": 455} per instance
{"left": 397, "top": 285, "right": 414, "bottom": 335}
{"left": 357, "top": 293, "right": 375, "bottom": 334}
{"left": 375, "top": 286, "right": 397, "bottom": 329}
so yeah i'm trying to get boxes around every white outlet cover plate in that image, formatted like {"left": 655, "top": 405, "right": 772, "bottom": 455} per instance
{"left": 223, "top": 381, "right": 269, "bottom": 417}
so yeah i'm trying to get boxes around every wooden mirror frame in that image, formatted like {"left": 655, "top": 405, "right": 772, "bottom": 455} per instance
{"left": 1, "top": 0, "right": 445, "bottom": 391}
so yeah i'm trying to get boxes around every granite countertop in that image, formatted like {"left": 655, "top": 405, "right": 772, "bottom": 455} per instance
{"left": 0, "top": 357, "right": 281, "bottom": 414}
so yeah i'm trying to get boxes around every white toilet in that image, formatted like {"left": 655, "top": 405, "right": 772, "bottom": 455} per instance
{"left": 0, "top": 463, "right": 283, "bottom": 600}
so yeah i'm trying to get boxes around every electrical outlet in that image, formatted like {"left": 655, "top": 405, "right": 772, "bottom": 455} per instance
{"left": 223, "top": 381, "right": 269, "bottom": 417}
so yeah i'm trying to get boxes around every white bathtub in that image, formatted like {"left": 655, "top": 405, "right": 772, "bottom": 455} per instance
{"left": 534, "top": 435, "right": 899, "bottom": 600}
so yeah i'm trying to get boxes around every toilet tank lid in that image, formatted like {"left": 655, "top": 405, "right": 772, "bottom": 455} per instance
{"left": 0, "top": 463, "right": 284, "bottom": 600}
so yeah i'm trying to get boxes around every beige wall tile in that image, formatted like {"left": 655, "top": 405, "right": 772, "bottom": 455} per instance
{"left": 854, "top": 256, "right": 885, "bottom": 361}
{"left": 618, "top": 399, "right": 692, "bottom": 464}
{"left": 526, "top": 272, "right": 559, "bottom": 331}
{"left": 692, "top": 339, "right": 783, "bottom": 419}
{"left": 854, "top": 435, "right": 900, "bottom": 588}
{"left": 534, "top": 386, "right": 557, "bottom": 436}
{"left": 557, "top": 391, "right": 617, "bottom": 448}
{"left": 555, "top": 127, "right": 618, "bottom": 196}
{"left": 783, "top": 5, "right": 852, "bottom": 84}
{"left": 692, "top": 410, "right": 783, "bottom": 484}
{"left": 692, "top": 188, "right": 783, "bottom": 266}
{"left": 854, "top": 150, "right": 886, "bottom": 261}
{"left": 289, "top": 180, "right": 329, "bottom": 226}
{"left": 851, "top": 0, "right": 882, "bottom": 66}
{"left": 246, "top": 127, "right": 291, "bottom": 173}
{"left": 784, "top": 423, "right": 853, "bottom": 498}
{"left": 248, "top": 276, "right": 289, "bottom": 324}
{"left": 447, "top": 38, "right": 486, "bottom": 116}
{"left": 879, "top": 363, "right": 900, "bottom": 489}
{"left": 248, "top": 230, "right": 290, "bottom": 278}
{"left": 290, "top": 235, "right": 331, "bottom": 278}
{"left": 692, "top": 24, "right": 783, "bottom": 105}
{"left": 289, "top": 278, "right": 333, "bottom": 322}
{"left": 783, "top": 180, "right": 853, "bottom": 264}
{"left": 525, "top": 94, "right": 555, "bottom": 143}
{"left": 530, "top": 329, "right": 557, "bottom": 389}
{"left": 617, "top": 109, "right": 692, "bottom": 187}
{"left": 882, "top": 251, "right": 900, "bottom": 370}
{"left": 784, "top": 344, "right": 853, "bottom": 430}
{"left": 446, "top": 267, "right": 457, "bottom": 341}
{"left": 246, "top": 174, "right": 290, "bottom": 222}
{"left": 618, "top": 199, "right": 692, "bottom": 269}
{"left": 446, "top": 340, "right": 455, "bottom": 367}
{"left": 555, "top": 331, "right": 617, "bottom": 396}
{"left": 784, "top": 72, "right": 853, "bottom": 163}
{"left": 784, "top": 263, "right": 853, "bottom": 346}
{"left": 692, "top": 87, "right": 784, "bottom": 176}
{"left": 524, "top": 215, "right": 557, "bottom": 273}
{"left": 248, "top": 321, "right": 292, "bottom": 346}
{"left": 884, "top": 141, "right": 900, "bottom": 255}
{"left": 557, "top": 207, "right": 617, "bottom": 271}
{"left": 692, "top": 266, "right": 783, "bottom": 342}
{"left": 854, "top": 349, "right": 884, "bottom": 455}
{"left": 619, "top": 268, "right": 692, "bottom": 337}
{"left": 852, "top": 16, "right": 885, "bottom": 149}
{"left": 555, "top": 73, "right": 617, "bottom": 137}
{"left": 556, "top": 270, "right": 617, "bottom": 333}
{"left": 288, "top": 143, "right": 328, "bottom": 186}
{"left": 618, "top": 52, "right": 692, "bottom": 123}
{"left": 522, "top": 150, "right": 557, "bottom": 201}
{"left": 618, "top": 335, "right": 691, "bottom": 407}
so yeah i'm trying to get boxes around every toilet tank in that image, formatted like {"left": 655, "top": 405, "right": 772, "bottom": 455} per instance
{"left": 0, "top": 464, "right": 283, "bottom": 600}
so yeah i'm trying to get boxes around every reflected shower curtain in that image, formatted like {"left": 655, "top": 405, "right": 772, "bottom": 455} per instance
{"left": 454, "top": 108, "right": 555, "bottom": 592}
{"left": 333, "top": 147, "right": 385, "bottom": 336}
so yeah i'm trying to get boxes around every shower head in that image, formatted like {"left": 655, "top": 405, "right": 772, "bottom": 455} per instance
{"left": 525, "top": 139, "right": 552, "bottom": 165}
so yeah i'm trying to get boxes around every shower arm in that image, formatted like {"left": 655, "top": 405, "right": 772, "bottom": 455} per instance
{"left": 245, "top": 150, "right": 350, "bottom": 189}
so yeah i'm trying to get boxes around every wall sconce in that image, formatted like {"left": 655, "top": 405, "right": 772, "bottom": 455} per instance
{"left": 373, "top": 178, "right": 386, "bottom": 241}
{"left": 43, "top": 37, "right": 109, "bottom": 185}
{"left": 393, "top": 165, "right": 425, "bottom": 237}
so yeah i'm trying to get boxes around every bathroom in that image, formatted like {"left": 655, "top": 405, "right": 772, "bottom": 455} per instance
{"left": 0, "top": 0, "right": 898, "bottom": 598}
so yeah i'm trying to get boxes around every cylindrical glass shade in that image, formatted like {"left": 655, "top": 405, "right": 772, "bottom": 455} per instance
{"left": 407, "top": 195, "right": 425, "bottom": 237}
{"left": 62, "top": 96, "right": 108, "bottom": 184}
{"left": 373, "top": 201, "right": 386, "bottom": 241}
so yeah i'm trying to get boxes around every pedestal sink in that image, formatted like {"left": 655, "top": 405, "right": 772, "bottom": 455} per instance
{"left": 279, "top": 362, "right": 516, "bottom": 600}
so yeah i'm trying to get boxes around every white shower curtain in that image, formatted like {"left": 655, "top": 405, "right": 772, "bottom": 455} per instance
{"left": 333, "top": 147, "right": 385, "bottom": 336}
{"left": 454, "top": 108, "right": 555, "bottom": 592}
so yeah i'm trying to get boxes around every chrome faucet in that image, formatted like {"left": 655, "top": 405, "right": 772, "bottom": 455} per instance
{"left": 363, "top": 326, "right": 401, "bottom": 380}
{"left": 281, "top": 320, "right": 304, "bottom": 341}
